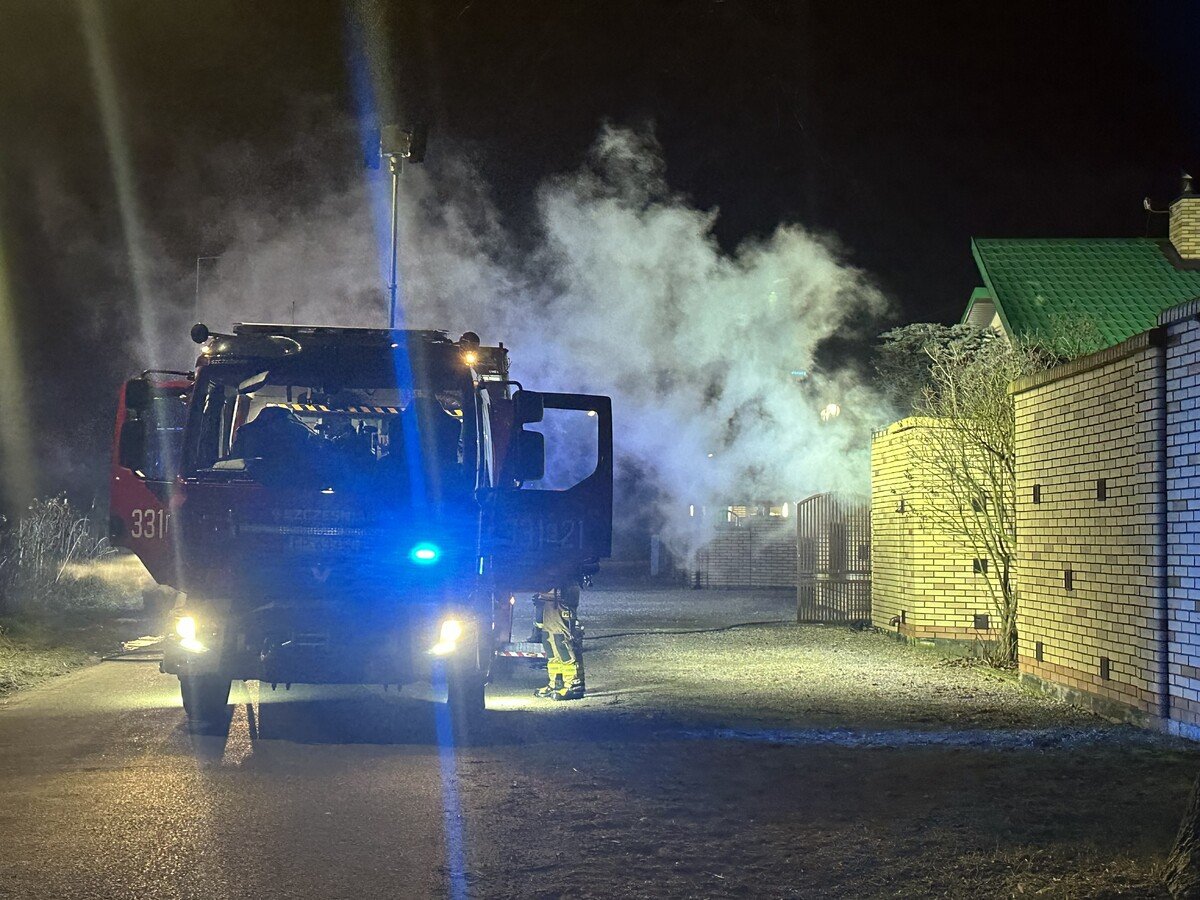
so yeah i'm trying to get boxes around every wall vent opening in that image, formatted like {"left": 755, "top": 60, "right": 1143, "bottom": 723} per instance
{"left": 1100, "top": 656, "right": 1111, "bottom": 681}
{"left": 1033, "top": 484, "right": 1042, "bottom": 504}
{"left": 973, "top": 558, "right": 989, "bottom": 575}
{"left": 973, "top": 614, "right": 990, "bottom": 630}
{"left": 1064, "top": 568, "right": 1074, "bottom": 591}
{"left": 1035, "top": 641, "right": 1044, "bottom": 662}
{"left": 1097, "top": 479, "right": 1108, "bottom": 502}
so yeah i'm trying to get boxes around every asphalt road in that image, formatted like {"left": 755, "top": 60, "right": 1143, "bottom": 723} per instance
{"left": 0, "top": 660, "right": 462, "bottom": 899}
{"left": 1, "top": 583, "right": 1197, "bottom": 899}
{"left": 0, "top": 583, "right": 787, "bottom": 900}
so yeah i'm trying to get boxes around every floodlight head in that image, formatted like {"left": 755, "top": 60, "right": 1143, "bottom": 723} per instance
{"left": 380, "top": 123, "right": 427, "bottom": 163}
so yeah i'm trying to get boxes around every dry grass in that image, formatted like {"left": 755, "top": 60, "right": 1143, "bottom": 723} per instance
{"left": 0, "top": 629, "right": 92, "bottom": 696}
{"left": 0, "top": 571, "right": 153, "bottom": 697}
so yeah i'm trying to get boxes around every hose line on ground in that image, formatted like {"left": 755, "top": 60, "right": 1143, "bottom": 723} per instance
{"left": 583, "top": 619, "right": 790, "bottom": 643}
{"left": 97, "top": 619, "right": 795, "bottom": 661}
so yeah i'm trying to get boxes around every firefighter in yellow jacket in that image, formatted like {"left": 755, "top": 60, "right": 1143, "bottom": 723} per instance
{"left": 533, "top": 585, "right": 585, "bottom": 701}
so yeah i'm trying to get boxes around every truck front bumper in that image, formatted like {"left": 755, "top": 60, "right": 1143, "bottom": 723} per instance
{"left": 161, "top": 602, "right": 485, "bottom": 685}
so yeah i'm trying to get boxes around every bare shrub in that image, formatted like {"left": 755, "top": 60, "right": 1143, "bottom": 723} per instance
{"left": 877, "top": 325, "right": 1055, "bottom": 667}
{"left": 0, "top": 496, "right": 113, "bottom": 615}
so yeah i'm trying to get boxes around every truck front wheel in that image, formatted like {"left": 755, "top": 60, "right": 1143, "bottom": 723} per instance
{"left": 179, "top": 675, "right": 232, "bottom": 734}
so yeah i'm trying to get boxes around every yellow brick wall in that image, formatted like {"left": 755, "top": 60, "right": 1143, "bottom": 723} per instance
{"left": 1162, "top": 307, "right": 1200, "bottom": 735}
{"left": 870, "top": 418, "right": 999, "bottom": 644}
{"left": 1011, "top": 332, "right": 1166, "bottom": 719}
{"left": 1170, "top": 195, "right": 1200, "bottom": 260}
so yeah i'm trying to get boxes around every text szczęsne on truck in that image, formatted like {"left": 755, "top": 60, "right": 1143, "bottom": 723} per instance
{"left": 109, "top": 322, "right": 612, "bottom": 733}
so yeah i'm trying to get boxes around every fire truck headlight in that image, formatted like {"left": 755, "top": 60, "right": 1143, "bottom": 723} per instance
{"left": 175, "top": 615, "right": 208, "bottom": 653}
{"left": 430, "top": 618, "right": 463, "bottom": 656}
{"left": 409, "top": 542, "right": 441, "bottom": 565}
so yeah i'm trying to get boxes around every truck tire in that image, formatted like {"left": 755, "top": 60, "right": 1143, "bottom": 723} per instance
{"left": 179, "top": 675, "right": 232, "bottom": 734}
{"left": 446, "top": 665, "right": 486, "bottom": 741}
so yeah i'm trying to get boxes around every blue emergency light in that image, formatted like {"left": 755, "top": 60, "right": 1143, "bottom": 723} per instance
{"left": 409, "top": 542, "right": 441, "bottom": 565}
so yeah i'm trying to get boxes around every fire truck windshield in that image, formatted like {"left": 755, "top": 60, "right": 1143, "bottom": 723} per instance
{"left": 183, "top": 359, "right": 474, "bottom": 496}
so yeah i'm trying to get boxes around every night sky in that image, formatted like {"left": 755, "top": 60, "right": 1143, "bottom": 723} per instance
{"left": 0, "top": 0, "right": 1196, "bottom": 509}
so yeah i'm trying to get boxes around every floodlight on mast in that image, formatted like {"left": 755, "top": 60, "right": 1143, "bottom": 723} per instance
{"left": 379, "top": 124, "right": 427, "bottom": 329}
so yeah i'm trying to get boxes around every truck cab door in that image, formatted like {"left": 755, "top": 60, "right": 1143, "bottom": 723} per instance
{"left": 109, "top": 375, "right": 191, "bottom": 585}
{"left": 485, "top": 391, "right": 612, "bottom": 590}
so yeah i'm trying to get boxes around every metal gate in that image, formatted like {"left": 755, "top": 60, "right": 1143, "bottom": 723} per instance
{"left": 796, "top": 493, "right": 871, "bottom": 623}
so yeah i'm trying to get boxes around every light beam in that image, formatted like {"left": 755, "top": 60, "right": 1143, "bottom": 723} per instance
{"left": 78, "top": 0, "right": 163, "bottom": 367}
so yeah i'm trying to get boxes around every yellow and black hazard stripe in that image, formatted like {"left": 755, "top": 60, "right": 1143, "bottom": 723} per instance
{"left": 283, "top": 403, "right": 399, "bottom": 414}
{"left": 284, "top": 403, "right": 331, "bottom": 413}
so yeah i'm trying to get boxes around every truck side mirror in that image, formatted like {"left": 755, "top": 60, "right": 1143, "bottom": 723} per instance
{"left": 513, "top": 429, "right": 545, "bottom": 482}
{"left": 512, "top": 390, "right": 544, "bottom": 425}
{"left": 124, "top": 378, "right": 152, "bottom": 411}
{"left": 119, "top": 416, "right": 147, "bottom": 472}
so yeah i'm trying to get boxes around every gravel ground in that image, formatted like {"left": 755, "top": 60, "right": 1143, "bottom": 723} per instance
{"left": 461, "top": 579, "right": 1200, "bottom": 898}
{"left": 580, "top": 585, "right": 1095, "bottom": 734}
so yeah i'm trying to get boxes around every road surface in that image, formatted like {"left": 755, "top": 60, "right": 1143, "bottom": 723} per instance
{"left": 1, "top": 582, "right": 1197, "bottom": 898}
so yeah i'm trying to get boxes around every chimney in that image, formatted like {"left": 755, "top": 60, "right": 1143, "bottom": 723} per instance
{"left": 1170, "top": 172, "right": 1200, "bottom": 261}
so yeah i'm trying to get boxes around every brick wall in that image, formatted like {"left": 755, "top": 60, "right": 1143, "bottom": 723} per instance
{"left": 868, "top": 299, "right": 1200, "bottom": 736}
{"left": 870, "top": 418, "right": 1000, "bottom": 647}
{"left": 1010, "top": 331, "right": 1167, "bottom": 724}
{"left": 1163, "top": 302, "right": 1200, "bottom": 736}
{"left": 688, "top": 517, "right": 796, "bottom": 588}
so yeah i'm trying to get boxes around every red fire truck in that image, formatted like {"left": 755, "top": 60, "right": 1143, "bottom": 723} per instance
{"left": 110, "top": 322, "right": 612, "bottom": 733}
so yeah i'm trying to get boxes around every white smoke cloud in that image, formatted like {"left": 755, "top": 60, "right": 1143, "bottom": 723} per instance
{"left": 198, "top": 124, "right": 891, "bottom": 553}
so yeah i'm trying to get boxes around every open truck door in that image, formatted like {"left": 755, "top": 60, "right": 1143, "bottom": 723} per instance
{"left": 109, "top": 373, "right": 191, "bottom": 585}
{"left": 486, "top": 390, "right": 613, "bottom": 589}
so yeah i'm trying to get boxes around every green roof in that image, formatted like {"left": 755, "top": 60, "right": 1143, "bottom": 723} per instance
{"left": 970, "top": 238, "right": 1200, "bottom": 348}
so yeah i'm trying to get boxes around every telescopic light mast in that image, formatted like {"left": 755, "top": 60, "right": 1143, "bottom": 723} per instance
{"left": 379, "top": 123, "right": 426, "bottom": 329}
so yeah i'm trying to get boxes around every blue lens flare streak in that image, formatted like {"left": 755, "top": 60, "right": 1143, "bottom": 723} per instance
{"left": 344, "top": 14, "right": 461, "bottom": 894}
{"left": 432, "top": 667, "right": 469, "bottom": 900}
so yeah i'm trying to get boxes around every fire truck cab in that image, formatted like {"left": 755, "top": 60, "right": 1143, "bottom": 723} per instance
{"left": 110, "top": 323, "right": 612, "bottom": 733}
